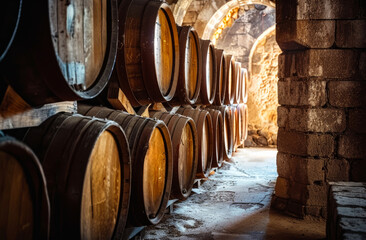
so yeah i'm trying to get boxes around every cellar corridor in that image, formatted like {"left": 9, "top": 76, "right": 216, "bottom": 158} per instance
{"left": 144, "top": 148, "right": 325, "bottom": 240}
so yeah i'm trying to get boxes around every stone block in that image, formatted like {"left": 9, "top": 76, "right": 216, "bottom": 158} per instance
{"left": 349, "top": 109, "right": 366, "bottom": 134}
{"left": 276, "top": 0, "right": 359, "bottom": 22}
{"left": 326, "top": 159, "right": 350, "bottom": 181}
{"left": 288, "top": 108, "right": 346, "bottom": 133}
{"left": 336, "top": 20, "right": 366, "bottom": 48}
{"left": 343, "top": 233, "right": 366, "bottom": 240}
{"left": 339, "top": 218, "right": 366, "bottom": 233}
{"left": 338, "top": 207, "right": 366, "bottom": 218}
{"left": 277, "top": 106, "right": 288, "bottom": 128}
{"left": 286, "top": 200, "right": 305, "bottom": 218}
{"left": 277, "top": 20, "right": 335, "bottom": 50}
{"left": 271, "top": 195, "right": 288, "bottom": 211}
{"left": 305, "top": 205, "right": 326, "bottom": 218}
{"left": 277, "top": 152, "right": 325, "bottom": 185}
{"left": 278, "top": 80, "right": 327, "bottom": 107}
{"left": 278, "top": 50, "right": 357, "bottom": 79}
{"left": 289, "top": 182, "right": 327, "bottom": 206}
{"left": 338, "top": 134, "right": 366, "bottom": 158}
{"left": 329, "top": 81, "right": 366, "bottom": 108}
{"left": 278, "top": 129, "right": 334, "bottom": 157}
{"left": 275, "top": 176, "right": 290, "bottom": 199}
{"left": 360, "top": 52, "right": 366, "bottom": 80}
{"left": 350, "top": 159, "right": 366, "bottom": 182}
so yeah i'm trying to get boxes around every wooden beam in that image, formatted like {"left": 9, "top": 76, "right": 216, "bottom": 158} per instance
{"left": 107, "top": 79, "right": 136, "bottom": 115}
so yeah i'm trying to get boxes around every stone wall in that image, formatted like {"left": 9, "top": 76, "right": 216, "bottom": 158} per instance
{"left": 272, "top": 0, "right": 366, "bottom": 218}
{"left": 215, "top": 5, "right": 275, "bottom": 69}
{"left": 245, "top": 26, "right": 281, "bottom": 148}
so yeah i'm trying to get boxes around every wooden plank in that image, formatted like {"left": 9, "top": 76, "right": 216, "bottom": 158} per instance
{"left": 150, "top": 103, "right": 167, "bottom": 112}
{"left": 136, "top": 104, "right": 151, "bottom": 118}
{"left": 0, "top": 86, "right": 76, "bottom": 130}
{"left": 107, "top": 80, "right": 136, "bottom": 115}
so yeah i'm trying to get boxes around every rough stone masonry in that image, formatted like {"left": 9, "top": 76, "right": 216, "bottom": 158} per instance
{"left": 272, "top": 0, "right": 366, "bottom": 218}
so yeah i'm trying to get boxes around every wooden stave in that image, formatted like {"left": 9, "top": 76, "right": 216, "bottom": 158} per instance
{"left": 0, "top": 0, "right": 118, "bottom": 106}
{"left": 115, "top": 0, "right": 179, "bottom": 106}
{"left": 210, "top": 106, "right": 232, "bottom": 160}
{"left": 20, "top": 113, "right": 131, "bottom": 239}
{"left": 243, "top": 68, "right": 249, "bottom": 104}
{"left": 213, "top": 48, "right": 226, "bottom": 106}
{"left": 176, "top": 107, "right": 213, "bottom": 178}
{"left": 78, "top": 105, "right": 173, "bottom": 226}
{"left": 223, "top": 55, "right": 234, "bottom": 105}
{"left": 243, "top": 104, "right": 248, "bottom": 141}
{"left": 0, "top": 134, "right": 50, "bottom": 240}
{"left": 236, "top": 104, "right": 246, "bottom": 146}
{"left": 150, "top": 111, "right": 198, "bottom": 200}
{"left": 233, "top": 62, "right": 241, "bottom": 104}
{"left": 206, "top": 109, "right": 224, "bottom": 168}
{"left": 197, "top": 39, "right": 216, "bottom": 105}
{"left": 168, "top": 25, "right": 202, "bottom": 106}
{"left": 0, "top": 1, "right": 22, "bottom": 62}
{"left": 230, "top": 105, "right": 237, "bottom": 153}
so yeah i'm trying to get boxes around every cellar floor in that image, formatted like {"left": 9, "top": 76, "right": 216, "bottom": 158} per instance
{"left": 144, "top": 147, "right": 326, "bottom": 240}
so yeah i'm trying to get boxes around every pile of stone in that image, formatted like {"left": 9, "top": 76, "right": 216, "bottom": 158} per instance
{"left": 244, "top": 124, "right": 277, "bottom": 147}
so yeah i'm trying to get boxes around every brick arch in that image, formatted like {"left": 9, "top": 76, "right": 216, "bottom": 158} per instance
{"left": 201, "top": 0, "right": 275, "bottom": 40}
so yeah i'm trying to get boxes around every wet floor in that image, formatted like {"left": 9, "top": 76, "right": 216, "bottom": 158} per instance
{"left": 144, "top": 148, "right": 326, "bottom": 240}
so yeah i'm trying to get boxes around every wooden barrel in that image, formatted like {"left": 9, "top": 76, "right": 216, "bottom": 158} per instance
{"left": 78, "top": 105, "right": 173, "bottom": 226}
{"left": 223, "top": 55, "right": 234, "bottom": 105}
{"left": 0, "top": 0, "right": 118, "bottom": 106}
{"left": 242, "top": 104, "right": 249, "bottom": 141}
{"left": 150, "top": 111, "right": 198, "bottom": 200}
{"left": 242, "top": 68, "right": 249, "bottom": 104}
{"left": 229, "top": 105, "right": 237, "bottom": 153}
{"left": 213, "top": 48, "right": 226, "bottom": 106}
{"left": 236, "top": 104, "right": 245, "bottom": 147}
{"left": 196, "top": 39, "right": 216, "bottom": 105}
{"left": 210, "top": 106, "right": 232, "bottom": 160}
{"left": 233, "top": 62, "right": 241, "bottom": 104}
{"left": 176, "top": 107, "right": 213, "bottom": 178}
{"left": 167, "top": 25, "right": 201, "bottom": 106}
{"left": 0, "top": 134, "right": 50, "bottom": 240}
{"left": 0, "top": 1, "right": 22, "bottom": 62}
{"left": 19, "top": 113, "right": 131, "bottom": 239}
{"left": 113, "top": 0, "right": 179, "bottom": 106}
{"left": 206, "top": 109, "right": 224, "bottom": 168}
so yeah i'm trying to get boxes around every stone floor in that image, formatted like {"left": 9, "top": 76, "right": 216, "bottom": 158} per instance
{"left": 144, "top": 147, "right": 326, "bottom": 240}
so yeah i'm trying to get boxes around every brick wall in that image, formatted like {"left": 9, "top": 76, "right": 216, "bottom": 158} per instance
{"left": 272, "top": 0, "right": 366, "bottom": 218}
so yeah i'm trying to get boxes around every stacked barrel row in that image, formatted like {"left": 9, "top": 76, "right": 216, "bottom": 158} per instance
{"left": 0, "top": 0, "right": 248, "bottom": 239}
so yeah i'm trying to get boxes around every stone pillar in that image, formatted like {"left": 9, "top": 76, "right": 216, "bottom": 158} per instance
{"left": 272, "top": 0, "right": 366, "bottom": 218}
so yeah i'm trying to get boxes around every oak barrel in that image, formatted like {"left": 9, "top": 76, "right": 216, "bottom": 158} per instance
{"left": 213, "top": 48, "right": 226, "bottom": 106}
{"left": 233, "top": 62, "right": 241, "bottom": 104}
{"left": 196, "top": 39, "right": 216, "bottom": 105}
{"left": 206, "top": 109, "right": 224, "bottom": 168}
{"left": 20, "top": 113, "right": 131, "bottom": 239}
{"left": 176, "top": 107, "right": 213, "bottom": 178}
{"left": 78, "top": 105, "right": 173, "bottom": 226}
{"left": 235, "top": 104, "right": 246, "bottom": 148}
{"left": 168, "top": 26, "right": 201, "bottom": 106}
{"left": 229, "top": 105, "right": 237, "bottom": 153}
{"left": 241, "top": 68, "right": 249, "bottom": 104}
{"left": 113, "top": 0, "right": 179, "bottom": 106}
{"left": 150, "top": 111, "right": 198, "bottom": 200}
{"left": 242, "top": 104, "right": 248, "bottom": 141}
{"left": 211, "top": 106, "right": 232, "bottom": 160}
{"left": 0, "top": 134, "right": 50, "bottom": 240}
{"left": 0, "top": 1, "right": 22, "bottom": 62}
{"left": 0, "top": 0, "right": 118, "bottom": 106}
{"left": 223, "top": 55, "right": 234, "bottom": 105}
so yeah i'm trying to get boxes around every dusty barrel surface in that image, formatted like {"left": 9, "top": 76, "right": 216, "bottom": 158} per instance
{"left": 168, "top": 25, "right": 201, "bottom": 106}
{"left": 223, "top": 55, "right": 234, "bottom": 105}
{"left": 113, "top": 0, "right": 179, "bottom": 106}
{"left": 0, "top": 0, "right": 118, "bottom": 106}
{"left": 197, "top": 39, "right": 216, "bottom": 105}
{"left": 19, "top": 113, "right": 131, "bottom": 240}
{"left": 213, "top": 48, "right": 226, "bottom": 106}
{"left": 210, "top": 105, "right": 232, "bottom": 160}
{"left": 233, "top": 62, "right": 241, "bottom": 104}
{"left": 150, "top": 111, "right": 198, "bottom": 200}
{"left": 0, "top": 134, "right": 50, "bottom": 240}
{"left": 78, "top": 105, "right": 173, "bottom": 226}
{"left": 0, "top": 1, "right": 22, "bottom": 62}
{"left": 176, "top": 107, "right": 213, "bottom": 178}
{"left": 206, "top": 109, "right": 224, "bottom": 168}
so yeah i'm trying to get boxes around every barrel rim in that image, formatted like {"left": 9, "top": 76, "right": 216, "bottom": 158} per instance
{"left": 198, "top": 39, "right": 216, "bottom": 105}
{"left": 0, "top": 135, "right": 50, "bottom": 240}
{"left": 213, "top": 48, "right": 226, "bottom": 106}
{"left": 141, "top": 2, "right": 179, "bottom": 103}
